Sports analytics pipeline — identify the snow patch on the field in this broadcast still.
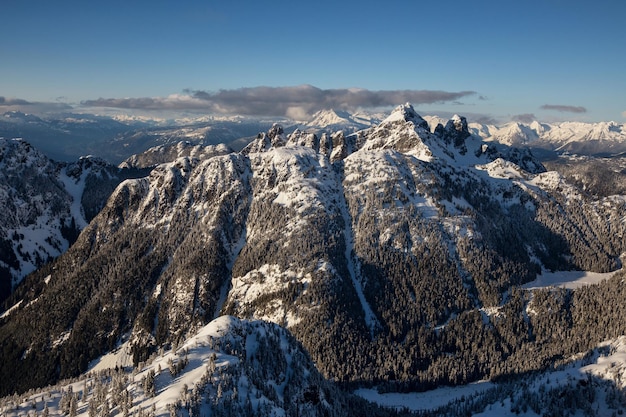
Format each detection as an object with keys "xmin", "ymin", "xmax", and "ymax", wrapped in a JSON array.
[
  {"xmin": 339, "ymin": 189, "xmax": 381, "ymax": 338},
  {"xmin": 0, "ymin": 300, "xmax": 23, "ymax": 319},
  {"xmin": 356, "ymin": 381, "xmax": 494, "ymax": 412},
  {"xmin": 476, "ymin": 158, "xmax": 526, "ymax": 180},
  {"xmin": 59, "ymin": 166, "xmax": 89, "ymax": 229},
  {"xmin": 228, "ymin": 264, "xmax": 312, "ymax": 327},
  {"xmin": 522, "ymin": 269, "xmax": 621, "ymax": 290},
  {"xmin": 89, "ymin": 339, "xmax": 134, "ymax": 373}
]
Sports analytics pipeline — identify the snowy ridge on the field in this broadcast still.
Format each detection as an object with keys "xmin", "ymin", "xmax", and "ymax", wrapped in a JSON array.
[
  {"xmin": 0, "ymin": 316, "xmax": 357, "ymax": 417},
  {"xmin": 0, "ymin": 139, "xmax": 75, "ymax": 287},
  {"xmin": 119, "ymin": 141, "xmax": 231, "ymax": 169},
  {"xmin": 10, "ymin": 327, "xmax": 626, "ymax": 417}
]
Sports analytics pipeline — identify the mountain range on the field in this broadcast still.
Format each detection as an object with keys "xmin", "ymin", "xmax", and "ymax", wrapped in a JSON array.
[
  {"xmin": 1, "ymin": 103, "xmax": 626, "ymax": 415},
  {"xmin": 0, "ymin": 111, "xmax": 280, "ymax": 164},
  {"xmin": 3, "ymin": 108, "xmax": 626, "ymax": 165}
]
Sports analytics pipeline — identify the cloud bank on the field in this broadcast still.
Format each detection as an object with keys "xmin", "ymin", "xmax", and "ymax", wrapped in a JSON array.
[
  {"xmin": 0, "ymin": 96, "xmax": 72, "ymax": 114},
  {"xmin": 540, "ymin": 104, "xmax": 587, "ymax": 113},
  {"xmin": 82, "ymin": 85, "xmax": 477, "ymax": 118}
]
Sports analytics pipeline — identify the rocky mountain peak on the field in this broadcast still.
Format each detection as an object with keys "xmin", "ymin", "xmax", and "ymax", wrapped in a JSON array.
[
  {"xmin": 308, "ymin": 109, "xmax": 351, "ymax": 126},
  {"xmin": 286, "ymin": 129, "xmax": 320, "ymax": 152},
  {"xmin": 65, "ymin": 155, "xmax": 110, "ymax": 180},
  {"xmin": 267, "ymin": 123, "xmax": 283, "ymax": 138},
  {"xmin": 242, "ymin": 124, "xmax": 287, "ymax": 154},
  {"xmin": 0, "ymin": 138, "xmax": 49, "ymax": 170},
  {"xmin": 434, "ymin": 114, "xmax": 470, "ymax": 152},
  {"xmin": 382, "ymin": 102, "xmax": 430, "ymax": 130}
]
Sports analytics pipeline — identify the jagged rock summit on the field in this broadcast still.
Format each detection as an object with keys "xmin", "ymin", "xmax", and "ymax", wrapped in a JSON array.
[
  {"xmin": 243, "ymin": 103, "xmax": 498, "ymax": 168},
  {"xmin": 435, "ymin": 114, "xmax": 470, "ymax": 151}
]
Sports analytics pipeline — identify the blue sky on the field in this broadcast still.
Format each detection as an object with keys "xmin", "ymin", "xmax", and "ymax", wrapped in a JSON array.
[{"xmin": 1, "ymin": 0, "xmax": 624, "ymax": 123}]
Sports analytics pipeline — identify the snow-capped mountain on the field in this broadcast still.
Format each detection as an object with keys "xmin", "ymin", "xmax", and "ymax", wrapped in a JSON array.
[
  {"xmin": 471, "ymin": 122, "xmax": 541, "ymax": 147},
  {"xmin": 470, "ymin": 119, "xmax": 626, "ymax": 156},
  {"xmin": 0, "ymin": 111, "xmax": 286, "ymax": 164},
  {"xmin": 4, "ymin": 108, "xmax": 625, "ymax": 166},
  {"xmin": 1, "ymin": 104, "xmax": 625, "ymax": 412},
  {"xmin": 0, "ymin": 138, "xmax": 150, "ymax": 301},
  {"xmin": 100, "ymin": 118, "xmax": 287, "ymax": 163},
  {"xmin": 0, "ymin": 139, "xmax": 76, "ymax": 300},
  {"xmin": 304, "ymin": 108, "xmax": 381, "ymax": 133}
]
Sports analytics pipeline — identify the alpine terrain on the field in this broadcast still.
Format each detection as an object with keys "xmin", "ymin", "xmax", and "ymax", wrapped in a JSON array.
[
  {"xmin": 1, "ymin": 103, "xmax": 626, "ymax": 415},
  {"xmin": 0, "ymin": 138, "xmax": 150, "ymax": 302}
]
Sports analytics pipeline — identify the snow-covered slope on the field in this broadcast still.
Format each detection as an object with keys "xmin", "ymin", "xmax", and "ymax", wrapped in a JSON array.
[
  {"xmin": 0, "ymin": 139, "xmax": 148, "ymax": 299},
  {"xmin": 0, "ymin": 316, "xmax": 377, "ymax": 417},
  {"xmin": 0, "ymin": 139, "xmax": 76, "ymax": 297}
]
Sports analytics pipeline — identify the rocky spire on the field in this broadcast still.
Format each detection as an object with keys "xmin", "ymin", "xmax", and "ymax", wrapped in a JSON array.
[{"xmin": 434, "ymin": 114, "xmax": 470, "ymax": 153}]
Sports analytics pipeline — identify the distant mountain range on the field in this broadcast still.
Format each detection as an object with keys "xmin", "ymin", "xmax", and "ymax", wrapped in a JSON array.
[
  {"xmin": 3, "ymin": 109, "xmax": 626, "ymax": 165},
  {"xmin": 0, "ymin": 111, "xmax": 280, "ymax": 164},
  {"xmin": 468, "ymin": 119, "xmax": 626, "ymax": 157}
]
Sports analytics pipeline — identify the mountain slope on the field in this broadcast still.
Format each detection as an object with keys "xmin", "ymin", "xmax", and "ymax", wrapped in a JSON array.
[
  {"xmin": 0, "ymin": 316, "xmax": 394, "ymax": 417},
  {"xmin": 1, "ymin": 104, "xmax": 625, "ymax": 396},
  {"xmin": 0, "ymin": 139, "xmax": 152, "ymax": 303},
  {"xmin": 0, "ymin": 139, "xmax": 74, "ymax": 299}
]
